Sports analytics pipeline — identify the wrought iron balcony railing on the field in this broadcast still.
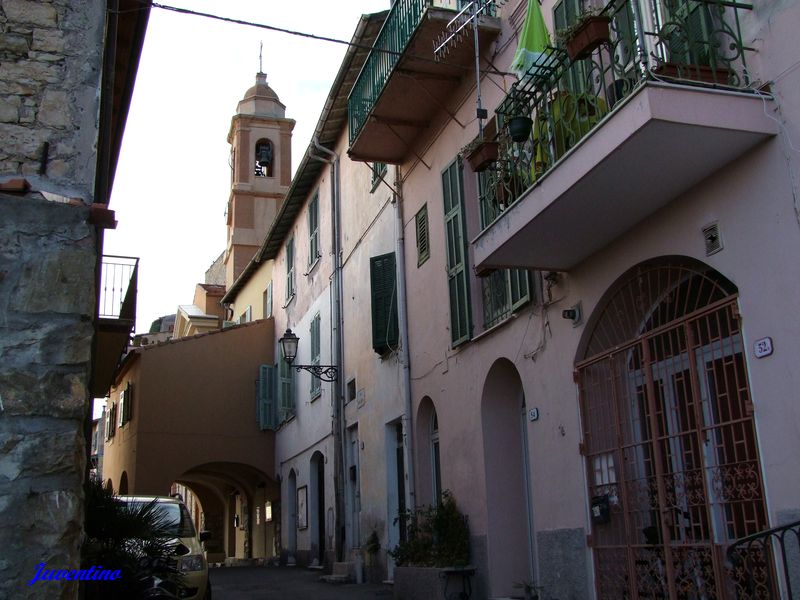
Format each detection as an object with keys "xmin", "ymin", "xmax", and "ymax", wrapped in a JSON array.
[
  {"xmin": 484, "ymin": 0, "xmax": 753, "ymax": 219},
  {"xmin": 98, "ymin": 255, "xmax": 138, "ymax": 321},
  {"xmin": 348, "ymin": 0, "xmax": 497, "ymax": 146},
  {"xmin": 726, "ymin": 519, "xmax": 800, "ymax": 599}
]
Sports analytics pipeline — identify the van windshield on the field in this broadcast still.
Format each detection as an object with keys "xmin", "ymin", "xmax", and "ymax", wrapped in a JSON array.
[{"xmin": 125, "ymin": 500, "xmax": 196, "ymax": 538}]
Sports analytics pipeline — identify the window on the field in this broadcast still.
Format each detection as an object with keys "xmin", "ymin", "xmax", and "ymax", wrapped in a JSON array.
[
  {"xmin": 119, "ymin": 382, "xmax": 133, "ymax": 427},
  {"xmin": 347, "ymin": 378, "xmax": 357, "ymax": 404},
  {"xmin": 308, "ymin": 194, "xmax": 320, "ymax": 266},
  {"xmin": 278, "ymin": 347, "xmax": 294, "ymax": 422},
  {"xmin": 310, "ymin": 313, "xmax": 321, "ymax": 398},
  {"xmin": 105, "ymin": 403, "xmax": 116, "ymax": 440},
  {"xmin": 263, "ymin": 281, "xmax": 273, "ymax": 318},
  {"xmin": 477, "ymin": 171, "xmax": 533, "ymax": 328},
  {"xmin": 442, "ymin": 159, "xmax": 471, "ymax": 345},
  {"xmin": 369, "ymin": 252, "xmax": 399, "ymax": 355},
  {"xmin": 415, "ymin": 204, "xmax": 430, "ymax": 267},
  {"xmin": 238, "ymin": 305, "xmax": 252, "ymax": 324},
  {"xmin": 371, "ymin": 162, "xmax": 386, "ymax": 190},
  {"xmin": 254, "ymin": 138, "xmax": 273, "ymax": 177},
  {"xmin": 286, "ymin": 237, "xmax": 295, "ymax": 301}
]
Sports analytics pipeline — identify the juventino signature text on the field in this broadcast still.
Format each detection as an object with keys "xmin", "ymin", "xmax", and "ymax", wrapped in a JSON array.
[{"xmin": 28, "ymin": 563, "xmax": 122, "ymax": 586}]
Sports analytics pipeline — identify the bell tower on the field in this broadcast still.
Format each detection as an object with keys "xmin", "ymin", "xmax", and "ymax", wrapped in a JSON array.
[{"xmin": 224, "ymin": 71, "xmax": 295, "ymax": 289}]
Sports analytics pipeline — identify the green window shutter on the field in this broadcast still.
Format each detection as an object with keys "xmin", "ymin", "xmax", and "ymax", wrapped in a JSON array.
[
  {"xmin": 264, "ymin": 280, "xmax": 273, "ymax": 318},
  {"xmin": 278, "ymin": 354, "xmax": 294, "ymax": 422},
  {"xmin": 286, "ymin": 237, "xmax": 295, "ymax": 300},
  {"xmin": 370, "ymin": 252, "xmax": 399, "ymax": 355},
  {"xmin": 415, "ymin": 204, "xmax": 430, "ymax": 266},
  {"xmin": 310, "ymin": 314, "xmax": 321, "ymax": 397},
  {"xmin": 308, "ymin": 195, "xmax": 319, "ymax": 265},
  {"xmin": 442, "ymin": 160, "xmax": 471, "ymax": 345},
  {"xmin": 371, "ymin": 163, "xmax": 386, "ymax": 188},
  {"xmin": 257, "ymin": 364, "xmax": 277, "ymax": 430}
]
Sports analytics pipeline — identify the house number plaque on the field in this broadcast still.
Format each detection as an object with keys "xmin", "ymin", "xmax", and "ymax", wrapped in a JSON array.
[
  {"xmin": 528, "ymin": 408, "xmax": 539, "ymax": 422},
  {"xmin": 754, "ymin": 337, "xmax": 773, "ymax": 359}
]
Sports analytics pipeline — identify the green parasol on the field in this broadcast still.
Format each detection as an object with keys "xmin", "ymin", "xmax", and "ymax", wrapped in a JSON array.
[{"xmin": 509, "ymin": 0, "xmax": 552, "ymax": 80}]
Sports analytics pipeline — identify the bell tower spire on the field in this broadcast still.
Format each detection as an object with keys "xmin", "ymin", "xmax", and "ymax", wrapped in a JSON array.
[{"xmin": 224, "ymin": 70, "xmax": 295, "ymax": 289}]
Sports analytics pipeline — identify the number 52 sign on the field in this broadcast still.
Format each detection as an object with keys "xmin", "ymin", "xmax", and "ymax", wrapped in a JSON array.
[{"xmin": 753, "ymin": 337, "xmax": 773, "ymax": 359}]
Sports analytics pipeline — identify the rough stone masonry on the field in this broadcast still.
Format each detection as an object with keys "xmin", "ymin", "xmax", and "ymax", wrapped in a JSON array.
[{"xmin": 0, "ymin": 0, "xmax": 106, "ymax": 598}]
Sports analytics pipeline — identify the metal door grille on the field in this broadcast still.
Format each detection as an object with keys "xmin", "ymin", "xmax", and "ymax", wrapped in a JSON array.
[{"xmin": 577, "ymin": 263, "xmax": 769, "ymax": 599}]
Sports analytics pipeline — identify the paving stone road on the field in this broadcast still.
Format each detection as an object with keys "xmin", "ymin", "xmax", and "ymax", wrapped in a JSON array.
[{"xmin": 209, "ymin": 566, "xmax": 394, "ymax": 600}]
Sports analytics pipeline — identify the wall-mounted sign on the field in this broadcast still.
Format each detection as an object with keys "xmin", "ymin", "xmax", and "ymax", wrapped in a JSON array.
[
  {"xmin": 528, "ymin": 408, "xmax": 539, "ymax": 422},
  {"xmin": 754, "ymin": 337, "xmax": 773, "ymax": 359}
]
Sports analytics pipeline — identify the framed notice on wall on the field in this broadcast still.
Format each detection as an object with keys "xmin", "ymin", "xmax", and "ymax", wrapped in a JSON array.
[{"xmin": 297, "ymin": 486, "xmax": 308, "ymax": 530}]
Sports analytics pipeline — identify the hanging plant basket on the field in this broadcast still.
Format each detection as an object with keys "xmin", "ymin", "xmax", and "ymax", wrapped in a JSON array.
[
  {"xmin": 508, "ymin": 116, "xmax": 533, "ymax": 143},
  {"xmin": 564, "ymin": 16, "xmax": 611, "ymax": 61},
  {"xmin": 464, "ymin": 140, "xmax": 499, "ymax": 172}
]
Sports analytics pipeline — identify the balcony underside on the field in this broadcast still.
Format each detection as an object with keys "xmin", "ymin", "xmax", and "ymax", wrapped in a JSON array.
[
  {"xmin": 348, "ymin": 8, "xmax": 500, "ymax": 164},
  {"xmin": 92, "ymin": 318, "xmax": 134, "ymax": 397},
  {"xmin": 473, "ymin": 83, "xmax": 777, "ymax": 272}
]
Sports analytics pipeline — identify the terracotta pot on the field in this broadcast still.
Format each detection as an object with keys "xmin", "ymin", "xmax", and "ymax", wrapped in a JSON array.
[
  {"xmin": 464, "ymin": 140, "xmax": 499, "ymax": 172},
  {"xmin": 653, "ymin": 62, "xmax": 731, "ymax": 85},
  {"xmin": 565, "ymin": 16, "xmax": 611, "ymax": 61}
]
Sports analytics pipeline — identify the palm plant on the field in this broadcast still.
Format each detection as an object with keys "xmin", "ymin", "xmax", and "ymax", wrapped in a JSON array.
[{"xmin": 81, "ymin": 480, "xmax": 184, "ymax": 599}]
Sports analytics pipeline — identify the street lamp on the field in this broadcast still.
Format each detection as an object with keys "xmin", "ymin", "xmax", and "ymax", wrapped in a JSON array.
[{"xmin": 278, "ymin": 328, "xmax": 339, "ymax": 382}]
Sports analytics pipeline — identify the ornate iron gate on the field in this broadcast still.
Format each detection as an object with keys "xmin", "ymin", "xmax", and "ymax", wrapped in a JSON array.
[{"xmin": 577, "ymin": 262, "xmax": 770, "ymax": 599}]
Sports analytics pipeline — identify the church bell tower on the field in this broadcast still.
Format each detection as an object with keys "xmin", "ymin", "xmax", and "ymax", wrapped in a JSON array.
[{"xmin": 224, "ymin": 71, "xmax": 295, "ymax": 289}]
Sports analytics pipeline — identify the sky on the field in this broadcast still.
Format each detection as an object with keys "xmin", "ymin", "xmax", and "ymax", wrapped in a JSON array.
[{"xmin": 104, "ymin": 0, "xmax": 390, "ymax": 335}]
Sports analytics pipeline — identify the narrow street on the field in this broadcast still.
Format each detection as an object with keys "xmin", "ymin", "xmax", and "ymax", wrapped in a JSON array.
[{"xmin": 209, "ymin": 566, "xmax": 393, "ymax": 600}]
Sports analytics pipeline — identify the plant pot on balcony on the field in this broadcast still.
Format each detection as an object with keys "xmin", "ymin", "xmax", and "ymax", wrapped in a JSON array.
[
  {"xmin": 508, "ymin": 116, "xmax": 533, "ymax": 143},
  {"xmin": 564, "ymin": 16, "xmax": 611, "ymax": 61},
  {"xmin": 653, "ymin": 61, "xmax": 732, "ymax": 86},
  {"xmin": 464, "ymin": 140, "xmax": 499, "ymax": 172}
]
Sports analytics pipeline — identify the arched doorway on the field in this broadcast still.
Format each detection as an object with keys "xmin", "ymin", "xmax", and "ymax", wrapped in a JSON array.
[
  {"xmin": 309, "ymin": 452, "xmax": 325, "ymax": 566},
  {"xmin": 576, "ymin": 258, "xmax": 769, "ymax": 598},
  {"xmin": 481, "ymin": 358, "xmax": 531, "ymax": 598},
  {"xmin": 118, "ymin": 471, "xmax": 128, "ymax": 495}
]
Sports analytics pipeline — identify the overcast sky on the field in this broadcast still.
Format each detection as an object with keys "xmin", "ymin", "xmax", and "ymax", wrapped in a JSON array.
[{"xmin": 104, "ymin": 0, "xmax": 389, "ymax": 334}]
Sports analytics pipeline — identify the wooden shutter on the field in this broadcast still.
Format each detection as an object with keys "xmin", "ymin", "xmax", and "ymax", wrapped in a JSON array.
[
  {"xmin": 415, "ymin": 204, "xmax": 430, "ymax": 266},
  {"xmin": 310, "ymin": 314, "xmax": 321, "ymax": 397},
  {"xmin": 257, "ymin": 364, "xmax": 277, "ymax": 430},
  {"xmin": 308, "ymin": 195, "xmax": 319, "ymax": 265},
  {"xmin": 286, "ymin": 238, "xmax": 295, "ymax": 300},
  {"xmin": 278, "ymin": 355, "xmax": 294, "ymax": 422},
  {"xmin": 370, "ymin": 252, "xmax": 399, "ymax": 355},
  {"xmin": 442, "ymin": 160, "xmax": 471, "ymax": 345}
]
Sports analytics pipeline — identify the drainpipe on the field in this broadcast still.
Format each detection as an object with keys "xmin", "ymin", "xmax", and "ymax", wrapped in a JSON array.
[
  {"xmin": 393, "ymin": 166, "xmax": 416, "ymax": 515},
  {"xmin": 311, "ymin": 137, "xmax": 347, "ymax": 563}
]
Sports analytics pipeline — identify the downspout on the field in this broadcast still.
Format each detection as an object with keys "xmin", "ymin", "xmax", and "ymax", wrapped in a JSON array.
[
  {"xmin": 312, "ymin": 137, "xmax": 347, "ymax": 562},
  {"xmin": 393, "ymin": 166, "xmax": 416, "ymax": 515}
]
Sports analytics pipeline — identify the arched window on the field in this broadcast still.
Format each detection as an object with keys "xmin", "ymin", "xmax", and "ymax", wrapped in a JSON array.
[{"xmin": 254, "ymin": 138, "xmax": 274, "ymax": 177}]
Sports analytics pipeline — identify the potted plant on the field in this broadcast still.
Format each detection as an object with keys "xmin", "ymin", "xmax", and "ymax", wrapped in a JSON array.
[
  {"xmin": 462, "ymin": 137, "xmax": 499, "ymax": 172},
  {"xmin": 508, "ymin": 115, "xmax": 533, "ymax": 143},
  {"xmin": 389, "ymin": 491, "xmax": 472, "ymax": 600},
  {"xmin": 556, "ymin": 8, "xmax": 611, "ymax": 61}
]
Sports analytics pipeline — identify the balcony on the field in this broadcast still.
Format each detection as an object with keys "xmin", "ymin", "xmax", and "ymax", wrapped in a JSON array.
[
  {"xmin": 347, "ymin": 0, "xmax": 501, "ymax": 164},
  {"xmin": 472, "ymin": 0, "xmax": 777, "ymax": 272},
  {"xmin": 91, "ymin": 255, "xmax": 138, "ymax": 397}
]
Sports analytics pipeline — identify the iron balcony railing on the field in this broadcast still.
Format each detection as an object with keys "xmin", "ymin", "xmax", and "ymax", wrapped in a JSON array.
[
  {"xmin": 98, "ymin": 255, "xmax": 138, "ymax": 321},
  {"xmin": 486, "ymin": 0, "xmax": 753, "ymax": 218},
  {"xmin": 726, "ymin": 519, "xmax": 800, "ymax": 599},
  {"xmin": 348, "ymin": 0, "xmax": 497, "ymax": 145}
]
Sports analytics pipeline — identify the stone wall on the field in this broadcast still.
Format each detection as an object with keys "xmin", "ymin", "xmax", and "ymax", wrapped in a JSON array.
[
  {"xmin": 0, "ymin": 0, "xmax": 105, "ymax": 199},
  {"xmin": 0, "ymin": 194, "xmax": 96, "ymax": 599}
]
